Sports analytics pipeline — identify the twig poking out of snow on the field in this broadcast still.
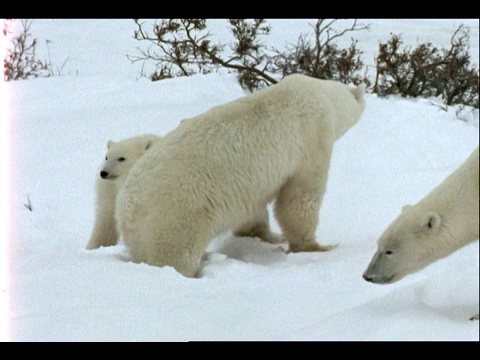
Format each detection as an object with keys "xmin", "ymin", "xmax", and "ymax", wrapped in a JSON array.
[{"xmin": 24, "ymin": 194, "xmax": 32, "ymax": 212}]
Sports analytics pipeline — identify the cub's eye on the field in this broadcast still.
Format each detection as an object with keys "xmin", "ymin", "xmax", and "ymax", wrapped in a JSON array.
[
  {"xmin": 385, "ymin": 250, "xmax": 393, "ymax": 255},
  {"xmin": 118, "ymin": 157, "xmax": 126, "ymax": 162},
  {"xmin": 105, "ymin": 157, "xmax": 108, "ymax": 160}
]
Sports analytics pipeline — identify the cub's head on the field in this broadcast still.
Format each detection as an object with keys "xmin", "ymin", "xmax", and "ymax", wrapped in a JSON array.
[
  {"xmin": 100, "ymin": 134, "xmax": 161, "ymax": 183},
  {"xmin": 363, "ymin": 204, "xmax": 444, "ymax": 285}
]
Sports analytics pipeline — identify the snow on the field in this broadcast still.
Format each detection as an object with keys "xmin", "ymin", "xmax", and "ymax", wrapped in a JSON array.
[{"xmin": 3, "ymin": 19, "xmax": 479, "ymax": 341}]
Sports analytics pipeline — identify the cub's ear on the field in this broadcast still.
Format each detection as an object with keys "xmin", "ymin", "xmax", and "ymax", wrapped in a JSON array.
[
  {"xmin": 423, "ymin": 212, "xmax": 441, "ymax": 230},
  {"xmin": 401, "ymin": 204, "xmax": 411, "ymax": 213},
  {"xmin": 145, "ymin": 141, "xmax": 154, "ymax": 150},
  {"xmin": 107, "ymin": 140, "xmax": 115, "ymax": 149}
]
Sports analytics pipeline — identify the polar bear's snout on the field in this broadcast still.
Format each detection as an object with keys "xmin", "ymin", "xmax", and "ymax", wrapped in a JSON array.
[
  {"xmin": 100, "ymin": 170, "xmax": 118, "ymax": 180},
  {"xmin": 362, "ymin": 250, "xmax": 398, "ymax": 284},
  {"xmin": 362, "ymin": 272, "xmax": 395, "ymax": 284}
]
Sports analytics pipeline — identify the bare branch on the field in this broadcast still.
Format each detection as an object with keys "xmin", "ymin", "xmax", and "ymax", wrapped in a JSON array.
[{"xmin": 24, "ymin": 195, "xmax": 32, "ymax": 212}]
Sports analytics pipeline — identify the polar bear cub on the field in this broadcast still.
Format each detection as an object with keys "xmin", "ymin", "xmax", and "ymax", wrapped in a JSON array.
[
  {"xmin": 363, "ymin": 146, "xmax": 479, "ymax": 320},
  {"xmin": 86, "ymin": 134, "xmax": 161, "ymax": 250},
  {"xmin": 116, "ymin": 74, "xmax": 366, "ymax": 277}
]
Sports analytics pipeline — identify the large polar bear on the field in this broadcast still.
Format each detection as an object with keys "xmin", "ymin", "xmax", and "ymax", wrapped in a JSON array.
[
  {"xmin": 86, "ymin": 134, "xmax": 161, "ymax": 250},
  {"xmin": 363, "ymin": 146, "xmax": 479, "ymax": 320},
  {"xmin": 116, "ymin": 74, "xmax": 366, "ymax": 277}
]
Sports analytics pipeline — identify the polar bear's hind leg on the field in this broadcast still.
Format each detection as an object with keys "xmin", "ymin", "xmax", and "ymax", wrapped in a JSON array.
[{"xmin": 233, "ymin": 208, "xmax": 284, "ymax": 244}]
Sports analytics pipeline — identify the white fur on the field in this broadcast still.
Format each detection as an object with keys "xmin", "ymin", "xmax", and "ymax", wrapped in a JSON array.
[
  {"xmin": 116, "ymin": 74, "xmax": 366, "ymax": 277},
  {"xmin": 86, "ymin": 134, "xmax": 161, "ymax": 250},
  {"xmin": 363, "ymin": 147, "xmax": 479, "ymax": 320}
]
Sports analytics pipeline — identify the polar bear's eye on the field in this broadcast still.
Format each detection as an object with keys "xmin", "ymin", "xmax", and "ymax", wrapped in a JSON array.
[
  {"xmin": 385, "ymin": 250, "xmax": 393, "ymax": 255},
  {"xmin": 118, "ymin": 157, "xmax": 126, "ymax": 162}
]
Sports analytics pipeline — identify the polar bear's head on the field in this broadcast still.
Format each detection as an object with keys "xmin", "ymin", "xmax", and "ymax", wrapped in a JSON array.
[
  {"xmin": 100, "ymin": 134, "xmax": 161, "ymax": 183},
  {"xmin": 362, "ymin": 204, "xmax": 445, "ymax": 284}
]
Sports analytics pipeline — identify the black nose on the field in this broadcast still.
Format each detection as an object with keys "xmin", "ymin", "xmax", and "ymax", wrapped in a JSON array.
[
  {"xmin": 100, "ymin": 171, "xmax": 109, "ymax": 179},
  {"xmin": 363, "ymin": 274, "xmax": 373, "ymax": 282}
]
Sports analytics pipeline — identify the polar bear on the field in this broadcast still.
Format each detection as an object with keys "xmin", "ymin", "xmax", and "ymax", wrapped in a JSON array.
[
  {"xmin": 116, "ymin": 74, "xmax": 366, "ymax": 277},
  {"xmin": 363, "ymin": 146, "xmax": 479, "ymax": 320},
  {"xmin": 86, "ymin": 134, "xmax": 161, "ymax": 250}
]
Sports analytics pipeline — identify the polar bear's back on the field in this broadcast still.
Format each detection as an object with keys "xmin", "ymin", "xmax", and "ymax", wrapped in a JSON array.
[{"xmin": 160, "ymin": 74, "xmax": 363, "ymax": 163}]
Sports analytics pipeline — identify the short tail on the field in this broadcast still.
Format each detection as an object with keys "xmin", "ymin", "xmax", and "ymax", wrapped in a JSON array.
[{"xmin": 350, "ymin": 83, "xmax": 366, "ymax": 109}]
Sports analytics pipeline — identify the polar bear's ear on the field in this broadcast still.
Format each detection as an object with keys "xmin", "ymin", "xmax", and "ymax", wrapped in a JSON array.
[
  {"xmin": 145, "ymin": 141, "xmax": 154, "ymax": 150},
  {"xmin": 401, "ymin": 204, "xmax": 411, "ymax": 213},
  {"xmin": 107, "ymin": 140, "xmax": 115, "ymax": 149},
  {"xmin": 423, "ymin": 212, "xmax": 441, "ymax": 231}
]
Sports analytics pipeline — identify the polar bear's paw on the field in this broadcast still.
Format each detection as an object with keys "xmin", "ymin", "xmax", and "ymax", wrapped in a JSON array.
[{"xmin": 288, "ymin": 241, "xmax": 338, "ymax": 253}]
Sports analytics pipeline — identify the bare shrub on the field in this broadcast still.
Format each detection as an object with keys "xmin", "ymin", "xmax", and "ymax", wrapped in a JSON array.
[
  {"xmin": 4, "ymin": 19, "xmax": 52, "ymax": 81},
  {"xmin": 128, "ymin": 19, "xmax": 370, "ymax": 90},
  {"xmin": 273, "ymin": 19, "xmax": 370, "ymax": 86},
  {"xmin": 128, "ymin": 19, "xmax": 277, "ymax": 89},
  {"xmin": 373, "ymin": 25, "xmax": 479, "ymax": 108}
]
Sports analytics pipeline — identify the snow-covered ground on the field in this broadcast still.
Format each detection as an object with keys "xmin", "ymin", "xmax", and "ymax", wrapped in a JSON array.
[{"xmin": 3, "ymin": 19, "xmax": 479, "ymax": 341}]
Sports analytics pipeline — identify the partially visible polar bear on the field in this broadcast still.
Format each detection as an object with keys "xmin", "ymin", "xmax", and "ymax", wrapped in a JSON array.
[
  {"xmin": 116, "ymin": 74, "xmax": 366, "ymax": 277},
  {"xmin": 86, "ymin": 134, "xmax": 161, "ymax": 250},
  {"xmin": 363, "ymin": 146, "xmax": 479, "ymax": 320}
]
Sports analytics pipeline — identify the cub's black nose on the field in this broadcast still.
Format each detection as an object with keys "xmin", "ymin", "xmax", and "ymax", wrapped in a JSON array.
[{"xmin": 100, "ymin": 171, "xmax": 109, "ymax": 179}]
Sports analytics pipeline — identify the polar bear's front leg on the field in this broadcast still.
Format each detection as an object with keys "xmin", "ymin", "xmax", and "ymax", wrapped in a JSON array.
[
  {"xmin": 86, "ymin": 206, "xmax": 119, "ymax": 249},
  {"xmin": 86, "ymin": 180, "xmax": 119, "ymax": 250},
  {"xmin": 233, "ymin": 208, "xmax": 284, "ymax": 244},
  {"xmin": 274, "ymin": 162, "xmax": 337, "ymax": 253}
]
